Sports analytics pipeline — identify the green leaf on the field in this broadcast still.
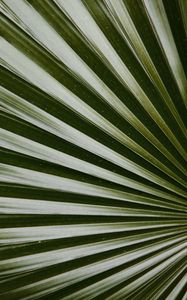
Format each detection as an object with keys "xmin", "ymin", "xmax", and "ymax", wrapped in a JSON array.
[{"xmin": 0, "ymin": 0, "xmax": 186, "ymax": 299}]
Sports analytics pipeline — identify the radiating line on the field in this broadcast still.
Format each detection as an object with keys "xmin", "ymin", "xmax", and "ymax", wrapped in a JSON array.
[{"xmin": 0, "ymin": 0, "xmax": 186, "ymax": 299}]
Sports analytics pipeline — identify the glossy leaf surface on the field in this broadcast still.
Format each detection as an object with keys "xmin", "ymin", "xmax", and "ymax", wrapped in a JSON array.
[{"xmin": 0, "ymin": 0, "xmax": 187, "ymax": 299}]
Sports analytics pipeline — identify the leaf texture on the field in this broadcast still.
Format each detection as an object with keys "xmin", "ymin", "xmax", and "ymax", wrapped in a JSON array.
[{"xmin": 0, "ymin": 0, "xmax": 187, "ymax": 299}]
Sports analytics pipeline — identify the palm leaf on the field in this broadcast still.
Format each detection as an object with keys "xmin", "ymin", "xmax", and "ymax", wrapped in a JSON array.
[{"xmin": 0, "ymin": 0, "xmax": 187, "ymax": 299}]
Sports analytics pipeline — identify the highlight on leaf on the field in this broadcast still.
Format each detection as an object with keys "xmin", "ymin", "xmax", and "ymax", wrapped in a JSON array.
[{"xmin": 0, "ymin": 0, "xmax": 187, "ymax": 299}]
